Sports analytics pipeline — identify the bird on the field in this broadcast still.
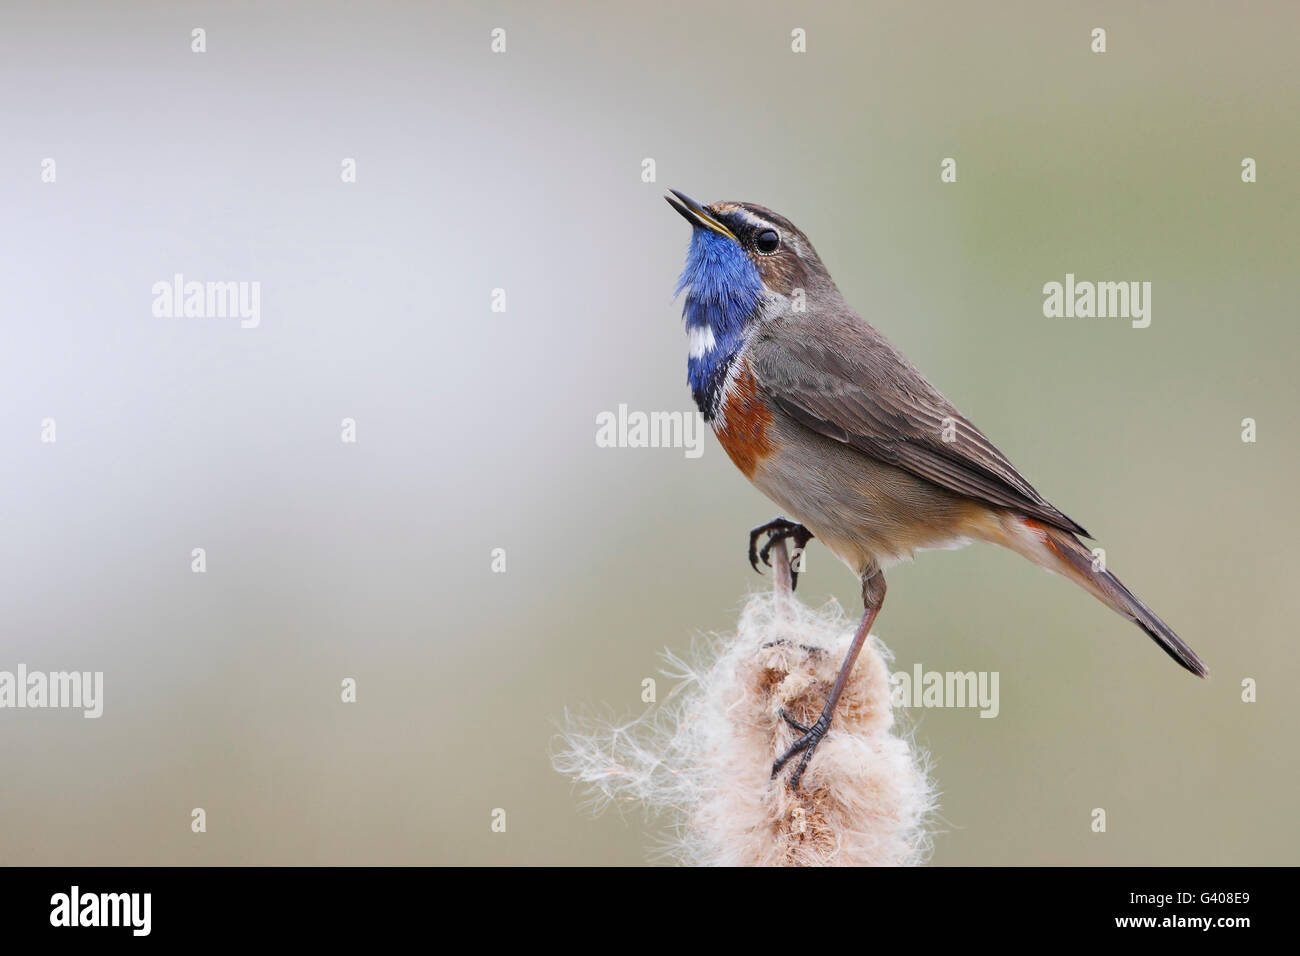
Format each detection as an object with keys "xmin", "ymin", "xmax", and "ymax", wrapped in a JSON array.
[{"xmin": 666, "ymin": 188, "xmax": 1208, "ymax": 790}]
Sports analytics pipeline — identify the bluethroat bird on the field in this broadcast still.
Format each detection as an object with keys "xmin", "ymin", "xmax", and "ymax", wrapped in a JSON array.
[{"xmin": 666, "ymin": 189, "xmax": 1208, "ymax": 790}]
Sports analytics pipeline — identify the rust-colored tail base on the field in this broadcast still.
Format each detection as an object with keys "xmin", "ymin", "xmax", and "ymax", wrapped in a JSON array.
[{"xmin": 990, "ymin": 515, "xmax": 1209, "ymax": 678}]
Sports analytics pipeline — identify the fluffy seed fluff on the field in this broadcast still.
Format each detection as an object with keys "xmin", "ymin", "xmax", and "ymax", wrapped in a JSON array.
[{"xmin": 553, "ymin": 570, "xmax": 937, "ymax": 866}]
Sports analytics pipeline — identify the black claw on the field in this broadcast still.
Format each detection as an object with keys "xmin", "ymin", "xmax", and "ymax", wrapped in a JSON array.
[
  {"xmin": 771, "ymin": 712, "xmax": 832, "ymax": 789},
  {"xmin": 748, "ymin": 517, "xmax": 794, "ymax": 573},
  {"xmin": 790, "ymin": 746, "xmax": 817, "ymax": 790},
  {"xmin": 778, "ymin": 708, "xmax": 812, "ymax": 734},
  {"xmin": 746, "ymin": 517, "xmax": 814, "ymax": 585}
]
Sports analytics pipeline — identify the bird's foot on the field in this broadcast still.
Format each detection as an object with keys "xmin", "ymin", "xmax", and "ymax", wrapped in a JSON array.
[
  {"xmin": 772, "ymin": 708, "xmax": 831, "ymax": 790},
  {"xmin": 747, "ymin": 517, "xmax": 815, "ymax": 589}
]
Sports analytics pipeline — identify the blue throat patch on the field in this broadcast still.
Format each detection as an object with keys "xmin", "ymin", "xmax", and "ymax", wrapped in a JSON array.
[{"xmin": 675, "ymin": 227, "xmax": 763, "ymax": 419}]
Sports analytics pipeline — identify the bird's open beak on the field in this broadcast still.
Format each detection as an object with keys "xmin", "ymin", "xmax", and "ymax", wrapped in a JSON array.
[{"xmin": 665, "ymin": 188, "xmax": 737, "ymax": 240}]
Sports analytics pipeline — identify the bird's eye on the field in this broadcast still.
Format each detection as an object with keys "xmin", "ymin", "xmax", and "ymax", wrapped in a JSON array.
[{"xmin": 755, "ymin": 229, "xmax": 780, "ymax": 254}]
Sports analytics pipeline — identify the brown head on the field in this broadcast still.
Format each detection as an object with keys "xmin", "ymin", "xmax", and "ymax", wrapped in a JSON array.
[{"xmin": 666, "ymin": 190, "xmax": 832, "ymax": 298}]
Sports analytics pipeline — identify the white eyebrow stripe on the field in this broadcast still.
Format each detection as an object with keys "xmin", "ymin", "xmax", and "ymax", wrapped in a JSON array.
[
  {"xmin": 687, "ymin": 325, "xmax": 717, "ymax": 358},
  {"xmin": 730, "ymin": 207, "xmax": 773, "ymax": 231}
]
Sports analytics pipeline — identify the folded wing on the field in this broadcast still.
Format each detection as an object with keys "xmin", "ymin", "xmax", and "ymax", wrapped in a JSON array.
[{"xmin": 750, "ymin": 318, "xmax": 1089, "ymax": 537}]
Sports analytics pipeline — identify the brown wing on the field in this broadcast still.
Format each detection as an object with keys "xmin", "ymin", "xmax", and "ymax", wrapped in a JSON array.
[{"xmin": 749, "ymin": 316, "xmax": 1089, "ymax": 537}]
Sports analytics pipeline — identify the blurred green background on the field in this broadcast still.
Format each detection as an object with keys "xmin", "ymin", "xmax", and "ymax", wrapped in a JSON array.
[{"xmin": 2, "ymin": 1, "xmax": 1296, "ymax": 865}]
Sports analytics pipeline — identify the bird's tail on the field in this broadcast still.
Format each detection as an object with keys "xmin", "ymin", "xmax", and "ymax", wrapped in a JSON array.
[{"xmin": 986, "ymin": 513, "xmax": 1209, "ymax": 678}]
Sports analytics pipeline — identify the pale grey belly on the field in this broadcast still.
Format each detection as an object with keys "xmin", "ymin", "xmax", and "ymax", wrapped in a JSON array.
[{"xmin": 741, "ymin": 410, "xmax": 986, "ymax": 576}]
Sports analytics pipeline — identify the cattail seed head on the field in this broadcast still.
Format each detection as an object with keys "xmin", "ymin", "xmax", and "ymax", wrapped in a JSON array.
[{"xmin": 555, "ymin": 552, "xmax": 936, "ymax": 866}]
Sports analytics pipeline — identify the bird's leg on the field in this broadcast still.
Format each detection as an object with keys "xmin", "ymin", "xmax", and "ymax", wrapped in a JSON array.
[
  {"xmin": 748, "ymin": 517, "xmax": 815, "ymax": 590},
  {"xmin": 772, "ymin": 566, "xmax": 887, "ymax": 789}
]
